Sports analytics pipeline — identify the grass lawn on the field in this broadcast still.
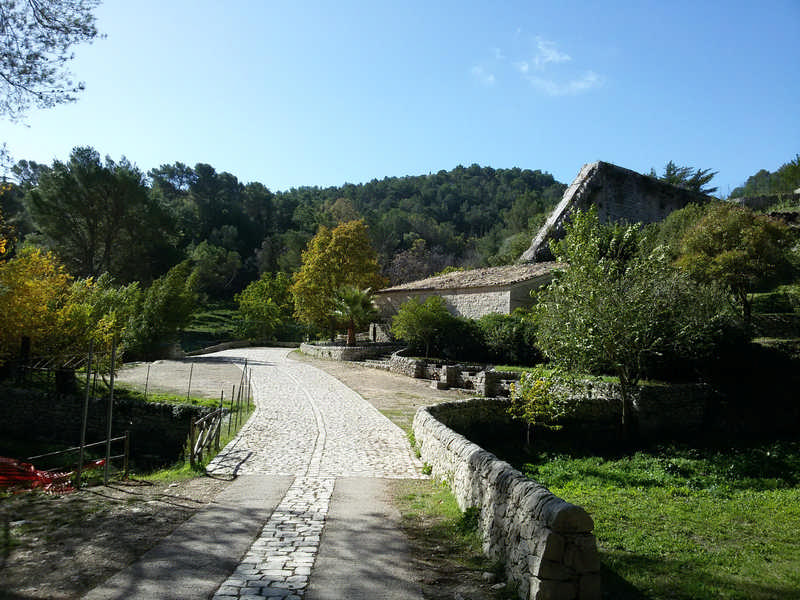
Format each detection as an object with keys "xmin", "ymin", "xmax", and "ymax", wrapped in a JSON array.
[{"xmin": 517, "ymin": 440, "xmax": 800, "ymax": 599}]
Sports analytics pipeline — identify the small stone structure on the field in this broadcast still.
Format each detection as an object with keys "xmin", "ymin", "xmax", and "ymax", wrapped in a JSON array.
[
  {"xmin": 413, "ymin": 399, "xmax": 601, "ymax": 600},
  {"xmin": 520, "ymin": 161, "xmax": 713, "ymax": 262},
  {"xmin": 374, "ymin": 262, "xmax": 561, "ymax": 319}
]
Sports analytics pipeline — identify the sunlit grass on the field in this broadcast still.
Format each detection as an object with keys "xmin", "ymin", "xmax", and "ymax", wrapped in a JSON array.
[
  {"xmin": 519, "ymin": 440, "xmax": 800, "ymax": 599},
  {"xmin": 134, "ymin": 403, "xmax": 255, "ymax": 482}
]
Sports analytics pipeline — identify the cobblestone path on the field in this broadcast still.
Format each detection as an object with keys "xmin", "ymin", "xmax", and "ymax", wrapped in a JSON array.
[{"xmin": 205, "ymin": 347, "xmax": 424, "ymax": 599}]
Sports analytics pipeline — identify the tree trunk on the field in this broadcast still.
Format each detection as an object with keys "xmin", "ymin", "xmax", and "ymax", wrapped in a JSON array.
[
  {"xmin": 347, "ymin": 319, "xmax": 355, "ymax": 346},
  {"xmin": 619, "ymin": 376, "xmax": 631, "ymax": 442}
]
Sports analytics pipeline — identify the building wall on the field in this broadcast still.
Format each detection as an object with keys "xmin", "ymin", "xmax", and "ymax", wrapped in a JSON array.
[
  {"xmin": 375, "ymin": 287, "xmax": 512, "ymax": 320},
  {"xmin": 521, "ymin": 161, "xmax": 713, "ymax": 262}
]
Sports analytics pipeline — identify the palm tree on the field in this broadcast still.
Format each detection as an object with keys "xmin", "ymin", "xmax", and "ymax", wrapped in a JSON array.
[{"xmin": 332, "ymin": 286, "xmax": 378, "ymax": 346}]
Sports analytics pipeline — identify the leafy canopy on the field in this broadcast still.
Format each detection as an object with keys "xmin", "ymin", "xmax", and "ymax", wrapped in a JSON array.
[
  {"xmin": 235, "ymin": 272, "xmax": 294, "ymax": 341},
  {"xmin": 0, "ymin": 248, "xmax": 72, "ymax": 361},
  {"xmin": 391, "ymin": 296, "xmax": 453, "ymax": 358},
  {"xmin": 650, "ymin": 160, "xmax": 718, "ymax": 195},
  {"xmin": 291, "ymin": 219, "xmax": 385, "ymax": 332},
  {"xmin": 25, "ymin": 147, "xmax": 175, "ymax": 282},
  {"xmin": 673, "ymin": 203, "xmax": 794, "ymax": 319},
  {"xmin": 536, "ymin": 208, "xmax": 735, "ymax": 435},
  {"xmin": 332, "ymin": 285, "xmax": 377, "ymax": 346},
  {"xmin": 0, "ymin": 0, "xmax": 102, "ymax": 121},
  {"xmin": 508, "ymin": 366, "xmax": 570, "ymax": 445},
  {"xmin": 730, "ymin": 154, "xmax": 800, "ymax": 198}
]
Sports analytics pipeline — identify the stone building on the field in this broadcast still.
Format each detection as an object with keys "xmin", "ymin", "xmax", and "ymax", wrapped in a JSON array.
[
  {"xmin": 520, "ymin": 160, "xmax": 714, "ymax": 262},
  {"xmin": 376, "ymin": 160, "xmax": 714, "ymax": 323},
  {"xmin": 373, "ymin": 262, "xmax": 561, "ymax": 320}
]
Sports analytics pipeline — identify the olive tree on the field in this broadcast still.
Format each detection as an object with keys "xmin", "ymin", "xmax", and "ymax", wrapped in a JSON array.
[{"xmin": 536, "ymin": 208, "xmax": 735, "ymax": 438}]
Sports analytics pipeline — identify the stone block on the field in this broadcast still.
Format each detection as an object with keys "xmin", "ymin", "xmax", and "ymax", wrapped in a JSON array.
[
  {"xmin": 579, "ymin": 573, "xmax": 602, "ymax": 600},
  {"xmin": 532, "ymin": 578, "xmax": 578, "ymax": 600},
  {"xmin": 563, "ymin": 535, "xmax": 601, "ymax": 572}
]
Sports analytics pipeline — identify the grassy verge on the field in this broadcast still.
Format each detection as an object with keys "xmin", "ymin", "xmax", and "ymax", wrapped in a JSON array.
[
  {"xmin": 113, "ymin": 383, "xmax": 238, "ymax": 409},
  {"xmin": 392, "ymin": 479, "xmax": 512, "ymax": 599},
  {"xmin": 518, "ymin": 440, "xmax": 800, "ymax": 599},
  {"xmin": 137, "ymin": 402, "xmax": 255, "ymax": 482}
]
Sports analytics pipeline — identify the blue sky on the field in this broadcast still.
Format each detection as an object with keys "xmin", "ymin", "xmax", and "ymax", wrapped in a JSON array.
[{"xmin": 2, "ymin": 0, "xmax": 798, "ymax": 196}]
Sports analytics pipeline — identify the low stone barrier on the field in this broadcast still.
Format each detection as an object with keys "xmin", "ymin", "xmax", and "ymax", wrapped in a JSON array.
[
  {"xmin": 413, "ymin": 399, "xmax": 601, "ymax": 600},
  {"xmin": 299, "ymin": 342, "xmax": 399, "ymax": 362},
  {"xmin": 1, "ymin": 387, "xmax": 208, "ymax": 468}
]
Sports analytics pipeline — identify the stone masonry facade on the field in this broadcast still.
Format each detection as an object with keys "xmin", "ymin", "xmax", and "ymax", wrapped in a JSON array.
[{"xmin": 521, "ymin": 161, "xmax": 713, "ymax": 262}]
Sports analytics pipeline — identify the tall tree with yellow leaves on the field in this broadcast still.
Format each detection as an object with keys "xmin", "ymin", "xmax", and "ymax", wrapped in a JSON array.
[
  {"xmin": 0, "ymin": 249, "xmax": 72, "ymax": 361},
  {"xmin": 291, "ymin": 220, "xmax": 386, "ymax": 334}
]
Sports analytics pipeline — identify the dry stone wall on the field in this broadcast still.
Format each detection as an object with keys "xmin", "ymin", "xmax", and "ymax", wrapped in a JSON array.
[
  {"xmin": 1, "ymin": 387, "xmax": 206, "ymax": 466},
  {"xmin": 299, "ymin": 342, "xmax": 399, "ymax": 362},
  {"xmin": 413, "ymin": 399, "xmax": 601, "ymax": 600}
]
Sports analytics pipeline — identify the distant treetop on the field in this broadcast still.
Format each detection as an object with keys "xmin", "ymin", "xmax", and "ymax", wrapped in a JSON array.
[{"xmin": 650, "ymin": 161, "xmax": 718, "ymax": 195}]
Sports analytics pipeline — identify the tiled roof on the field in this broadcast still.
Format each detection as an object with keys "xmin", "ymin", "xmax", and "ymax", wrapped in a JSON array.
[{"xmin": 377, "ymin": 261, "xmax": 562, "ymax": 293}]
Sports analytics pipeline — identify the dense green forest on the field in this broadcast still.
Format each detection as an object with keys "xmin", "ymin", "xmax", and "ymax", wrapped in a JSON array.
[{"xmin": 1, "ymin": 148, "xmax": 566, "ymax": 296}]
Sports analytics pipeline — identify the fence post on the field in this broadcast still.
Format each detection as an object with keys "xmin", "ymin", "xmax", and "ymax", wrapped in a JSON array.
[
  {"xmin": 247, "ymin": 369, "xmax": 252, "ymax": 411},
  {"xmin": 76, "ymin": 340, "xmax": 93, "ymax": 489},
  {"xmin": 215, "ymin": 391, "xmax": 223, "ymax": 451},
  {"xmin": 227, "ymin": 385, "xmax": 235, "ymax": 436},
  {"xmin": 186, "ymin": 361, "xmax": 194, "ymax": 403},
  {"xmin": 123, "ymin": 430, "xmax": 130, "ymax": 479},
  {"xmin": 144, "ymin": 363, "xmax": 151, "ymax": 401},
  {"xmin": 189, "ymin": 418, "xmax": 196, "ymax": 468},
  {"xmin": 236, "ymin": 382, "xmax": 242, "ymax": 429},
  {"xmin": 104, "ymin": 337, "xmax": 117, "ymax": 485}
]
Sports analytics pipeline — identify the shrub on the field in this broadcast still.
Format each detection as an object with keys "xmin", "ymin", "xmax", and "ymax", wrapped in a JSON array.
[
  {"xmin": 476, "ymin": 310, "xmax": 542, "ymax": 366},
  {"xmin": 391, "ymin": 296, "xmax": 453, "ymax": 358}
]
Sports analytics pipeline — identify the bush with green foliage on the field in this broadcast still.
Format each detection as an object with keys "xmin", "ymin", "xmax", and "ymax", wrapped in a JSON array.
[
  {"xmin": 673, "ymin": 203, "xmax": 794, "ymax": 320},
  {"xmin": 391, "ymin": 296, "xmax": 453, "ymax": 358},
  {"xmin": 476, "ymin": 310, "xmax": 541, "ymax": 366},
  {"xmin": 508, "ymin": 366, "xmax": 571, "ymax": 446},
  {"xmin": 436, "ymin": 315, "xmax": 484, "ymax": 362},
  {"xmin": 235, "ymin": 272, "xmax": 299, "ymax": 341}
]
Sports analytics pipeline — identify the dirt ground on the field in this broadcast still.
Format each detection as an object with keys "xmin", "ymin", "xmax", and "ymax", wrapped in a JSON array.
[
  {"xmin": 115, "ymin": 356, "xmax": 248, "ymax": 400},
  {"xmin": 1, "ymin": 351, "xmax": 495, "ymax": 600}
]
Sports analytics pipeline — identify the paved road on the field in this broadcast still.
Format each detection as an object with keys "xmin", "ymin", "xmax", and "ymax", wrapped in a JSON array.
[{"xmin": 204, "ymin": 347, "xmax": 425, "ymax": 600}]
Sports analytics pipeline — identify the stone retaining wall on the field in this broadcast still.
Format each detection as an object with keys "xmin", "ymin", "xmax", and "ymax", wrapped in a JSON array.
[
  {"xmin": 1, "ymin": 387, "xmax": 207, "ymax": 467},
  {"xmin": 413, "ymin": 399, "xmax": 600, "ymax": 600},
  {"xmin": 299, "ymin": 342, "xmax": 399, "ymax": 362},
  {"xmin": 553, "ymin": 381, "xmax": 712, "ymax": 439}
]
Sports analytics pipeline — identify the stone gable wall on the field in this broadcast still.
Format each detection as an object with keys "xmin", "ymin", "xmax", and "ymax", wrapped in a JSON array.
[
  {"xmin": 521, "ymin": 161, "xmax": 713, "ymax": 262},
  {"xmin": 413, "ymin": 399, "xmax": 601, "ymax": 600}
]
